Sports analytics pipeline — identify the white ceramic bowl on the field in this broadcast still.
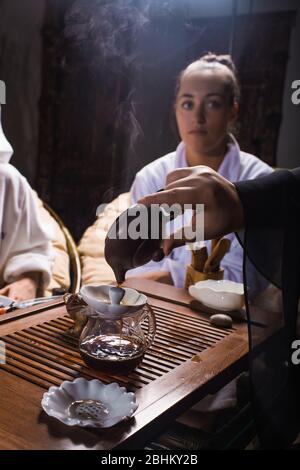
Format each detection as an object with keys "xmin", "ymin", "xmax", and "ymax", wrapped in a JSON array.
[
  {"xmin": 80, "ymin": 284, "xmax": 147, "ymax": 317},
  {"xmin": 189, "ymin": 279, "xmax": 244, "ymax": 312},
  {"xmin": 41, "ymin": 377, "xmax": 138, "ymax": 428}
]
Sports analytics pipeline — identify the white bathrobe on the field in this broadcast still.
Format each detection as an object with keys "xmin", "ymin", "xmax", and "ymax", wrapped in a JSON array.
[
  {"xmin": 128, "ymin": 136, "xmax": 273, "ymax": 295},
  {"xmin": 0, "ymin": 105, "xmax": 53, "ymax": 288}
]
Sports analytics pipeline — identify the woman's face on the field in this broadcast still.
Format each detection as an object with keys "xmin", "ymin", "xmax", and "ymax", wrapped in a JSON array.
[{"xmin": 175, "ymin": 67, "xmax": 237, "ymax": 158}]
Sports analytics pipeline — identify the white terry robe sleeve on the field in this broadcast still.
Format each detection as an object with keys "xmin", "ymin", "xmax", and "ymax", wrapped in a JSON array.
[{"xmin": 0, "ymin": 164, "xmax": 53, "ymax": 287}]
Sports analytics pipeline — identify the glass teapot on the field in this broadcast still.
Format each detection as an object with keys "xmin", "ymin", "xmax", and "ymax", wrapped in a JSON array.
[{"xmin": 64, "ymin": 285, "xmax": 156, "ymax": 374}]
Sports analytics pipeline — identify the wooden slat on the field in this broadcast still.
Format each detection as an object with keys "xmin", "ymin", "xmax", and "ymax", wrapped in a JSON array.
[{"xmin": 0, "ymin": 299, "xmax": 64, "ymax": 325}]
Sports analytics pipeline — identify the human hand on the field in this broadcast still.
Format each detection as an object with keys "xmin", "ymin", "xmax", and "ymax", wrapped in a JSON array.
[
  {"xmin": 138, "ymin": 166, "xmax": 244, "ymax": 256},
  {"xmin": 0, "ymin": 273, "xmax": 40, "ymax": 301}
]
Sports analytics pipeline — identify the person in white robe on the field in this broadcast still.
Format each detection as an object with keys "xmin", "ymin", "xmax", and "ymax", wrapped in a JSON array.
[
  {"xmin": 127, "ymin": 54, "xmax": 273, "ymax": 300},
  {"xmin": 0, "ymin": 104, "xmax": 53, "ymax": 301}
]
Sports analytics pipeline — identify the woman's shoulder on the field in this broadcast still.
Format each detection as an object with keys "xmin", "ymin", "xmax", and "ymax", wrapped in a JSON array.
[
  {"xmin": 238, "ymin": 151, "xmax": 274, "ymax": 179},
  {"xmin": 130, "ymin": 148, "xmax": 183, "ymax": 202}
]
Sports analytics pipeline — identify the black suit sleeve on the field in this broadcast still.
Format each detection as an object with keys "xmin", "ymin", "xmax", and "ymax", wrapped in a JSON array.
[
  {"xmin": 233, "ymin": 167, "xmax": 300, "ymax": 290},
  {"xmin": 233, "ymin": 168, "xmax": 300, "ymax": 448},
  {"xmin": 234, "ymin": 168, "xmax": 300, "ymax": 229}
]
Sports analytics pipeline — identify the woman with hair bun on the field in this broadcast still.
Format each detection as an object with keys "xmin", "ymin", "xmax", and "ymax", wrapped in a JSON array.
[{"xmin": 128, "ymin": 52, "xmax": 273, "ymax": 293}]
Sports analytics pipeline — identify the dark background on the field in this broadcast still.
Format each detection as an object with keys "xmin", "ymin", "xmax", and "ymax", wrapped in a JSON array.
[{"xmin": 0, "ymin": 0, "xmax": 299, "ymax": 240}]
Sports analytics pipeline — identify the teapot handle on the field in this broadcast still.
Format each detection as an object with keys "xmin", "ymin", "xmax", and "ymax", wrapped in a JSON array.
[{"xmin": 141, "ymin": 304, "xmax": 156, "ymax": 348}]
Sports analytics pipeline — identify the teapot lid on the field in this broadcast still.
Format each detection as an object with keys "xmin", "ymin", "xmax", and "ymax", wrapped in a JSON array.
[{"xmin": 80, "ymin": 284, "xmax": 147, "ymax": 318}]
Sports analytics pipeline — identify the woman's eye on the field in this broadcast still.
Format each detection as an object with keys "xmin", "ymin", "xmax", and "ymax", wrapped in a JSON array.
[
  {"xmin": 181, "ymin": 101, "xmax": 194, "ymax": 110},
  {"xmin": 206, "ymin": 100, "xmax": 222, "ymax": 109}
]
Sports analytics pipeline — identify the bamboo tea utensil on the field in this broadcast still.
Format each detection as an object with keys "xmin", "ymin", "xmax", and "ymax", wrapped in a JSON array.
[
  {"xmin": 185, "ymin": 238, "xmax": 231, "ymax": 289},
  {"xmin": 203, "ymin": 238, "xmax": 231, "ymax": 273},
  {"xmin": 211, "ymin": 238, "xmax": 220, "ymax": 254},
  {"xmin": 185, "ymin": 245, "xmax": 223, "ymax": 289},
  {"xmin": 191, "ymin": 246, "xmax": 208, "ymax": 271}
]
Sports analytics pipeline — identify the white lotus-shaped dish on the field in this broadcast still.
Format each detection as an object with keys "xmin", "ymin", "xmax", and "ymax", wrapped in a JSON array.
[
  {"xmin": 80, "ymin": 284, "xmax": 147, "ymax": 317},
  {"xmin": 189, "ymin": 279, "xmax": 244, "ymax": 312},
  {"xmin": 41, "ymin": 377, "xmax": 138, "ymax": 428}
]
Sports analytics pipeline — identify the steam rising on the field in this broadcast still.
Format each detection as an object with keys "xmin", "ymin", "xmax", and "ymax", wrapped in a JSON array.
[
  {"xmin": 64, "ymin": 0, "xmax": 149, "ymax": 72},
  {"xmin": 63, "ymin": 1, "xmax": 205, "ymax": 196}
]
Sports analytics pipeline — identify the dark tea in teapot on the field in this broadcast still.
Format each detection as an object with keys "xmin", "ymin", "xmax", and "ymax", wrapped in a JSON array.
[
  {"xmin": 67, "ymin": 285, "xmax": 156, "ymax": 375},
  {"xmin": 80, "ymin": 333, "xmax": 145, "ymax": 374}
]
